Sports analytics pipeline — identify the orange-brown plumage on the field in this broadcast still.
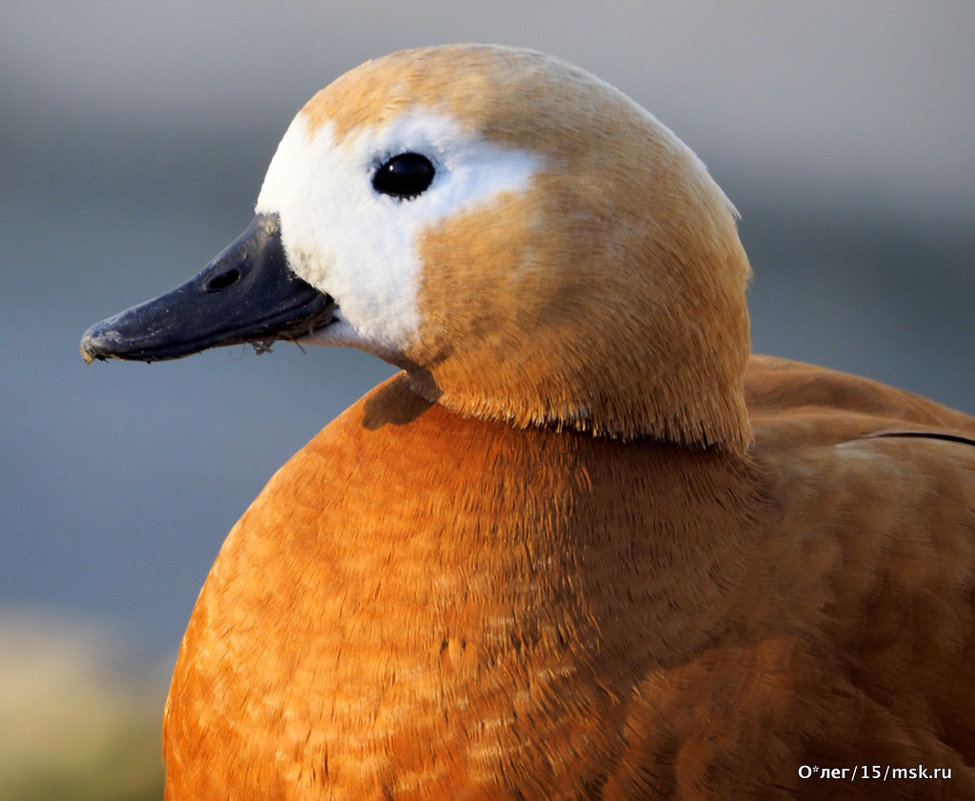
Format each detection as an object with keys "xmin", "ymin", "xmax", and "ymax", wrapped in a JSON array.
[
  {"xmin": 79, "ymin": 44, "xmax": 975, "ymax": 799},
  {"xmin": 162, "ymin": 358, "xmax": 975, "ymax": 799}
]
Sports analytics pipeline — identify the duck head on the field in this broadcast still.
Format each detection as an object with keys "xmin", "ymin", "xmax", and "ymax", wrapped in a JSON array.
[{"xmin": 81, "ymin": 44, "xmax": 752, "ymax": 450}]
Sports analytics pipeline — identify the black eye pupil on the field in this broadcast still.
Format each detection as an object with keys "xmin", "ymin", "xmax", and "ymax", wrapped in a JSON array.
[{"xmin": 372, "ymin": 153, "xmax": 435, "ymax": 199}]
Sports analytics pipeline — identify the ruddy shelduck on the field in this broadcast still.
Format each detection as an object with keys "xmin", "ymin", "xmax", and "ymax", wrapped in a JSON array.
[{"xmin": 81, "ymin": 44, "xmax": 975, "ymax": 799}]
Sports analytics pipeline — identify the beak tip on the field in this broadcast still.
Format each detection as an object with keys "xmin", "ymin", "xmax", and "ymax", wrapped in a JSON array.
[
  {"xmin": 80, "ymin": 319, "xmax": 122, "ymax": 364},
  {"xmin": 80, "ymin": 343, "xmax": 103, "ymax": 365}
]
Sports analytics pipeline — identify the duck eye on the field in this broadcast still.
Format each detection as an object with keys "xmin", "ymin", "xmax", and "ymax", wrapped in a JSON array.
[{"xmin": 372, "ymin": 153, "xmax": 435, "ymax": 199}]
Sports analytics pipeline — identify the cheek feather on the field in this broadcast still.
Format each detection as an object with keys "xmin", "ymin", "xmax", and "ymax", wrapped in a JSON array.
[
  {"xmin": 256, "ymin": 109, "xmax": 544, "ymax": 356},
  {"xmin": 256, "ymin": 116, "xmax": 423, "ymax": 352}
]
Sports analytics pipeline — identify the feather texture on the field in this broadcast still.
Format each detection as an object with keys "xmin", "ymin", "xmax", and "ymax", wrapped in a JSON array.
[{"xmin": 139, "ymin": 46, "xmax": 975, "ymax": 798}]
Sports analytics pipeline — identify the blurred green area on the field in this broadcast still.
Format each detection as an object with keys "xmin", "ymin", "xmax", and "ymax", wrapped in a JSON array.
[{"xmin": 0, "ymin": 613, "xmax": 165, "ymax": 801}]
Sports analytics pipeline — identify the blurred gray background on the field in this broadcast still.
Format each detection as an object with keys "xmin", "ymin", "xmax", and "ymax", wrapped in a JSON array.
[{"xmin": 1, "ymin": 1, "xmax": 973, "ymax": 797}]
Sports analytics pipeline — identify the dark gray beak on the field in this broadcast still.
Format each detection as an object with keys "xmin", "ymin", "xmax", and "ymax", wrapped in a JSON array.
[{"xmin": 80, "ymin": 213, "xmax": 334, "ymax": 364}]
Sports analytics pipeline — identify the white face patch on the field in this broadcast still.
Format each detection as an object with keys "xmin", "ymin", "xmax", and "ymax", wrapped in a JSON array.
[{"xmin": 255, "ymin": 109, "xmax": 543, "ymax": 358}]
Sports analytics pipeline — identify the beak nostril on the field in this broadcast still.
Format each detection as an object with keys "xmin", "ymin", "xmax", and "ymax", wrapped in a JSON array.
[{"xmin": 205, "ymin": 269, "xmax": 241, "ymax": 292}]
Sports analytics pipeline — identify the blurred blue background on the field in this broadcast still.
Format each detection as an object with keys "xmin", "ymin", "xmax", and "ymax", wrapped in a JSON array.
[{"xmin": 1, "ymin": 1, "xmax": 973, "ymax": 797}]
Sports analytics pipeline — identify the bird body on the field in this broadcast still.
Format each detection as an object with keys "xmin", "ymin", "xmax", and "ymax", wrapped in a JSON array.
[
  {"xmin": 80, "ymin": 44, "xmax": 975, "ymax": 798},
  {"xmin": 162, "ymin": 371, "xmax": 760, "ymax": 799},
  {"xmin": 160, "ymin": 359, "xmax": 975, "ymax": 799}
]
